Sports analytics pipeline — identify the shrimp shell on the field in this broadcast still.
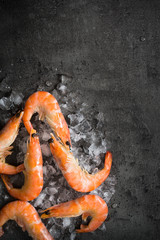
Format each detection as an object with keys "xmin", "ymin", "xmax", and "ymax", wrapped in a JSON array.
[
  {"xmin": 23, "ymin": 91, "xmax": 71, "ymax": 148},
  {"xmin": 48, "ymin": 133, "xmax": 112, "ymax": 192},
  {"xmin": 1, "ymin": 133, "xmax": 43, "ymax": 201},
  {"xmin": 0, "ymin": 201, "xmax": 54, "ymax": 240},
  {"xmin": 0, "ymin": 111, "xmax": 24, "ymax": 174},
  {"xmin": 40, "ymin": 195, "xmax": 108, "ymax": 233}
]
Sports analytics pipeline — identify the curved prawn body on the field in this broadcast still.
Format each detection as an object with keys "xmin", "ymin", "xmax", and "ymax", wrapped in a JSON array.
[
  {"xmin": 41, "ymin": 195, "xmax": 108, "ymax": 233},
  {"xmin": 48, "ymin": 134, "xmax": 112, "ymax": 192},
  {"xmin": 23, "ymin": 91, "xmax": 71, "ymax": 148},
  {"xmin": 0, "ymin": 201, "xmax": 54, "ymax": 240},
  {"xmin": 1, "ymin": 133, "xmax": 43, "ymax": 201},
  {"xmin": 0, "ymin": 111, "xmax": 24, "ymax": 174}
]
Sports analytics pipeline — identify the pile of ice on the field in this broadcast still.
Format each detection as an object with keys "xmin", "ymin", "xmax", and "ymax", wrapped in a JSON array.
[
  {"xmin": 0, "ymin": 74, "xmax": 116, "ymax": 240},
  {"xmin": 0, "ymin": 80, "xmax": 24, "ymax": 126}
]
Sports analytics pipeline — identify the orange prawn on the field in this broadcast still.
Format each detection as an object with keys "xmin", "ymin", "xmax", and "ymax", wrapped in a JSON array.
[
  {"xmin": 48, "ymin": 133, "xmax": 112, "ymax": 192},
  {"xmin": 1, "ymin": 133, "xmax": 43, "ymax": 201},
  {"xmin": 0, "ymin": 111, "xmax": 24, "ymax": 174},
  {"xmin": 40, "ymin": 195, "xmax": 108, "ymax": 233},
  {"xmin": 23, "ymin": 91, "xmax": 71, "ymax": 149},
  {"xmin": 0, "ymin": 201, "xmax": 54, "ymax": 240}
]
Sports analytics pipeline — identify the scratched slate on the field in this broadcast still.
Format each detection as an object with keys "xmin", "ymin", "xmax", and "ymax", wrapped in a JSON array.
[{"xmin": 0, "ymin": 0, "xmax": 160, "ymax": 240}]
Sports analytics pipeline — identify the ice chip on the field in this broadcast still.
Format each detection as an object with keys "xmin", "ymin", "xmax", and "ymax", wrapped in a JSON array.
[
  {"xmin": 45, "ymin": 81, "xmax": 52, "ymax": 87},
  {"xmin": 63, "ymin": 218, "xmax": 71, "ymax": 228},
  {"xmin": 70, "ymin": 232, "xmax": 76, "ymax": 240},
  {"xmin": 41, "ymin": 131, "xmax": 51, "ymax": 141},
  {"xmin": 59, "ymin": 74, "xmax": 72, "ymax": 84},
  {"xmin": 57, "ymin": 84, "xmax": 67, "ymax": 95},
  {"xmin": 41, "ymin": 144, "xmax": 51, "ymax": 157},
  {"xmin": 0, "ymin": 97, "xmax": 13, "ymax": 110},
  {"xmin": 99, "ymin": 223, "xmax": 106, "ymax": 231},
  {"xmin": 68, "ymin": 113, "xmax": 84, "ymax": 126},
  {"xmin": 74, "ymin": 120, "xmax": 92, "ymax": 133},
  {"xmin": 10, "ymin": 91, "xmax": 23, "ymax": 105},
  {"xmin": 37, "ymin": 85, "xmax": 46, "ymax": 91},
  {"xmin": 34, "ymin": 193, "xmax": 46, "ymax": 207},
  {"xmin": 49, "ymin": 226, "xmax": 61, "ymax": 238},
  {"xmin": 46, "ymin": 187, "xmax": 58, "ymax": 195}
]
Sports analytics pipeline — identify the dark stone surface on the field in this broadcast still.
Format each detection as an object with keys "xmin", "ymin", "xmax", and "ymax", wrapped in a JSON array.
[{"xmin": 0, "ymin": 0, "xmax": 160, "ymax": 239}]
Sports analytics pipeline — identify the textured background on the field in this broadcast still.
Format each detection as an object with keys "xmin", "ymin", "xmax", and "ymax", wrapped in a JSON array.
[{"xmin": 0, "ymin": 0, "xmax": 160, "ymax": 239}]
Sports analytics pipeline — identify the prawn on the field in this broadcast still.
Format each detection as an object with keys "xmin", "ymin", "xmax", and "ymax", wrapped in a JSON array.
[
  {"xmin": 0, "ymin": 111, "xmax": 24, "ymax": 174},
  {"xmin": 0, "ymin": 201, "xmax": 54, "ymax": 240},
  {"xmin": 1, "ymin": 133, "xmax": 43, "ymax": 201},
  {"xmin": 48, "ymin": 133, "xmax": 112, "ymax": 192},
  {"xmin": 23, "ymin": 91, "xmax": 71, "ymax": 149},
  {"xmin": 40, "ymin": 195, "xmax": 108, "ymax": 233}
]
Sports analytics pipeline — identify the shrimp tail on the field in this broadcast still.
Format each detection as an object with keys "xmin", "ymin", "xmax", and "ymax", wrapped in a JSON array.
[
  {"xmin": 0, "ymin": 146, "xmax": 13, "ymax": 161},
  {"xmin": 1, "ymin": 175, "xmax": 13, "ymax": 190},
  {"xmin": 16, "ymin": 163, "xmax": 25, "ymax": 173},
  {"xmin": 104, "ymin": 151, "xmax": 112, "ymax": 171}
]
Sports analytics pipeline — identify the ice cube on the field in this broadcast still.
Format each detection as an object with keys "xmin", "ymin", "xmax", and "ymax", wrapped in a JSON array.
[
  {"xmin": 68, "ymin": 113, "xmax": 84, "ymax": 126},
  {"xmin": 0, "ymin": 97, "xmax": 13, "ymax": 110},
  {"xmin": 99, "ymin": 223, "xmax": 106, "ymax": 231},
  {"xmin": 43, "ymin": 165, "xmax": 56, "ymax": 178},
  {"xmin": 49, "ymin": 226, "xmax": 61, "ymax": 238},
  {"xmin": 59, "ymin": 74, "xmax": 72, "ymax": 84},
  {"xmin": 57, "ymin": 84, "xmax": 67, "ymax": 95},
  {"xmin": 45, "ymin": 187, "xmax": 58, "ymax": 195},
  {"xmin": 112, "ymin": 203, "xmax": 118, "ymax": 209},
  {"xmin": 41, "ymin": 131, "xmax": 51, "ymax": 141},
  {"xmin": 46, "ymin": 81, "xmax": 52, "ymax": 87},
  {"xmin": 41, "ymin": 144, "xmax": 51, "ymax": 157},
  {"xmin": 49, "ymin": 195, "xmax": 55, "ymax": 203},
  {"xmin": 10, "ymin": 91, "xmax": 23, "ymax": 105},
  {"xmin": 37, "ymin": 85, "xmax": 46, "ymax": 91},
  {"xmin": 33, "ymin": 193, "xmax": 46, "ymax": 207},
  {"xmin": 70, "ymin": 232, "xmax": 76, "ymax": 240},
  {"xmin": 74, "ymin": 120, "xmax": 92, "ymax": 133},
  {"xmin": 63, "ymin": 218, "xmax": 71, "ymax": 228}
]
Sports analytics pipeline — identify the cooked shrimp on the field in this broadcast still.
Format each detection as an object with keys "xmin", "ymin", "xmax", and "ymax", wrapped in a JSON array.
[
  {"xmin": 0, "ymin": 111, "xmax": 24, "ymax": 174},
  {"xmin": 41, "ymin": 195, "xmax": 108, "ymax": 233},
  {"xmin": 23, "ymin": 91, "xmax": 71, "ymax": 149},
  {"xmin": 48, "ymin": 133, "xmax": 112, "ymax": 192},
  {"xmin": 0, "ymin": 201, "xmax": 54, "ymax": 240},
  {"xmin": 1, "ymin": 133, "xmax": 43, "ymax": 201}
]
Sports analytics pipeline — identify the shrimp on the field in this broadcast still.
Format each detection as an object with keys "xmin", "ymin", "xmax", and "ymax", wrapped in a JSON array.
[
  {"xmin": 40, "ymin": 195, "xmax": 108, "ymax": 233},
  {"xmin": 0, "ymin": 111, "xmax": 24, "ymax": 174},
  {"xmin": 48, "ymin": 133, "xmax": 112, "ymax": 192},
  {"xmin": 1, "ymin": 133, "xmax": 43, "ymax": 201},
  {"xmin": 0, "ymin": 201, "xmax": 54, "ymax": 240},
  {"xmin": 23, "ymin": 91, "xmax": 71, "ymax": 149}
]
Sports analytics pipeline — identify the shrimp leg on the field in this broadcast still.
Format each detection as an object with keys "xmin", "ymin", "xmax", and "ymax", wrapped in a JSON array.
[
  {"xmin": 40, "ymin": 195, "xmax": 108, "ymax": 233},
  {"xmin": 0, "ymin": 201, "xmax": 54, "ymax": 240},
  {"xmin": 0, "ymin": 111, "xmax": 25, "ymax": 174},
  {"xmin": 48, "ymin": 134, "xmax": 112, "ymax": 192},
  {"xmin": 23, "ymin": 91, "xmax": 71, "ymax": 149},
  {"xmin": 1, "ymin": 133, "xmax": 43, "ymax": 201}
]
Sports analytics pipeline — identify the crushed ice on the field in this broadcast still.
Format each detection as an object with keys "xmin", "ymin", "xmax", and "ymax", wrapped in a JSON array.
[{"xmin": 0, "ymin": 74, "xmax": 116, "ymax": 240}]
